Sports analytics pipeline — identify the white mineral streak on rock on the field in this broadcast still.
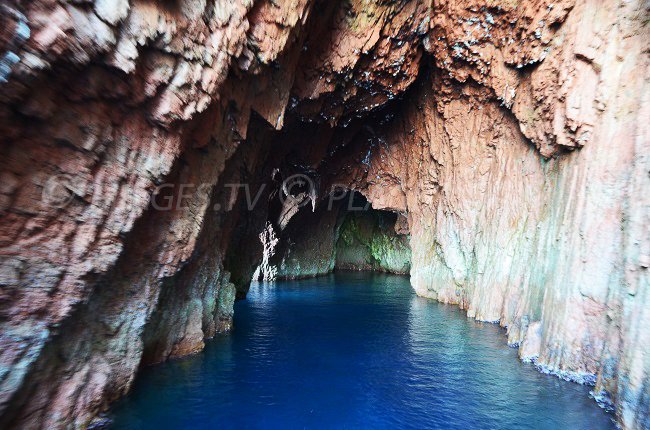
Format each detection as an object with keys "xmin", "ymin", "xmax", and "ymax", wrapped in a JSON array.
[{"xmin": 256, "ymin": 222, "xmax": 279, "ymax": 282}]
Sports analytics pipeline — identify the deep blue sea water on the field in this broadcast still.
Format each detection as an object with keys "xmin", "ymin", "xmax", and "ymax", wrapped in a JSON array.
[{"xmin": 109, "ymin": 272, "xmax": 614, "ymax": 429}]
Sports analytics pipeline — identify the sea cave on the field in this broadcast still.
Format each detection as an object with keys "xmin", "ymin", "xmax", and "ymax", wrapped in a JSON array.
[{"xmin": 0, "ymin": 0, "xmax": 648, "ymax": 429}]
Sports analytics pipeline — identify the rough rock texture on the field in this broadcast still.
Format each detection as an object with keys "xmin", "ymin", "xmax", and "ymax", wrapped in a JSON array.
[
  {"xmin": 0, "ymin": 0, "xmax": 648, "ymax": 429},
  {"xmin": 336, "ymin": 203, "xmax": 411, "ymax": 274},
  {"xmin": 0, "ymin": 0, "xmax": 314, "ymax": 426},
  {"xmin": 265, "ymin": 193, "xmax": 411, "ymax": 279},
  {"xmin": 342, "ymin": 2, "xmax": 649, "ymax": 427},
  {"xmin": 269, "ymin": 200, "xmax": 344, "ymax": 279},
  {"xmin": 336, "ymin": 66, "xmax": 648, "ymax": 427}
]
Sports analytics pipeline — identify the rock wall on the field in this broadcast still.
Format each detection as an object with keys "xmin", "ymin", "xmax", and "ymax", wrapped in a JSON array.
[
  {"xmin": 337, "ymin": 63, "xmax": 648, "ymax": 430},
  {"xmin": 264, "ymin": 194, "xmax": 411, "ymax": 279},
  {"xmin": 340, "ymin": 1, "xmax": 649, "ymax": 427},
  {"xmin": 336, "ymin": 205, "xmax": 411, "ymax": 275},
  {"xmin": 0, "ymin": 0, "xmax": 316, "ymax": 426},
  {"xmin": 0, "ymin": 0, "xmax": 648, "ymax": 429},
  {"xmin": 269, "ymin": 200, "xmax": 343, "ymax": 280}
]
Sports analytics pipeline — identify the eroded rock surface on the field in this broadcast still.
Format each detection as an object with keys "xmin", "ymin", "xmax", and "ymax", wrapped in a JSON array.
[
  {"xmin": 0, "ymin": 0, "xmax": 648, "ymax": 429},
  {"xmin": 335, "ymin": 199, "xmax": 411, "ymax": 274}
]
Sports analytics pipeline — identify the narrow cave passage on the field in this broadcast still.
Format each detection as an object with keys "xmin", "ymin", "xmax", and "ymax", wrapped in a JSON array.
[
  {"xmin": 109, "ymin": 157, "xmax": 617, "ymax": 429},
  {"xmin": 253, "ymin": 191, "xmax": 412, "ymax": 283},
  {"xmin": 1, "ymin": 0, "xmax": 646, "ymax": 427},
  {"xmin": 105, "ymin": 88, "xmax": 618, "ymax": 429},
  {"xmin": 335, "ymin": 193, "xmax": 411, "ymax": 275}
]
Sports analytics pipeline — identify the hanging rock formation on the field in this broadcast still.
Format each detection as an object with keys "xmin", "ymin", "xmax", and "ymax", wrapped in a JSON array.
[{"xmin": 0, "ymin": 0, "xmax": 648, "ymax": 429}]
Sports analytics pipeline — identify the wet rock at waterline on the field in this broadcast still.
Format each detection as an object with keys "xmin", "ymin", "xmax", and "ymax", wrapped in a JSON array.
[
  {"xmin": 110, "ymin": 273, "xmax": 616, "ymax": 429},
  {"xmin": 335, "ymin": 203, "xmax": 411, "ymax": 275}
]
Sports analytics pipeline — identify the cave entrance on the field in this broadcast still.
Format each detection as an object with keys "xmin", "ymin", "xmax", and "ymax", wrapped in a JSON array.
[{"xmin": 253, "ymin": 191, "xmax": 411, "ymax": 281}]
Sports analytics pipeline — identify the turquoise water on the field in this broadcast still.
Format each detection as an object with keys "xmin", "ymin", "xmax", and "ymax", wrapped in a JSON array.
[{"xmin": 109, "ymin": 272, "xmax": 614, "ymax": 429}]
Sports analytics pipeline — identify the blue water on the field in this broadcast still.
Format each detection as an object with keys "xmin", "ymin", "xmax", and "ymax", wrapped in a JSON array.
[{"xmin": 109, "ymin": 272, "xmax": 614, "ymax": 429}]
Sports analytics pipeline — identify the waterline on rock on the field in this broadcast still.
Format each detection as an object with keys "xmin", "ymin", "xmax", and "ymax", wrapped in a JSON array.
[{"xmin": 109, "ymin": 272, "xmax": 615, "ymax": 429}]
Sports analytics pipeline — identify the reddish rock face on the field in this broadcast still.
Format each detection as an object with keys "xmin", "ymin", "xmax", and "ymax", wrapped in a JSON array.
[{"xmin": 0, "ymin": 0, "xmax": 648, "ymax": 429}]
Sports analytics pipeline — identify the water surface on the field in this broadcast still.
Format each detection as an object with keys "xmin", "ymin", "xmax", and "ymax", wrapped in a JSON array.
[{"xmin": 110, "ymin": 272, "xmax": 614, "ymax": 429}]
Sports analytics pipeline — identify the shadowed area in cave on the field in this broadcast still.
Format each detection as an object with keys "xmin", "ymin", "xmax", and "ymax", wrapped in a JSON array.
[
  {"xmin": 253, "ymin": 191, "xmax": 412, "ymax": 281},
  {"xmin": 218, "ymin": 92, "xmax": 415, "ymax": 298}
]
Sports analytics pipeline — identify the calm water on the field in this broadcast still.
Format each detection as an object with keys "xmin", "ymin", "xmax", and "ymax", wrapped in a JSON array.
[{"xmin": 110, "ymin": 272, "xmax": 614, "ymax": 429}]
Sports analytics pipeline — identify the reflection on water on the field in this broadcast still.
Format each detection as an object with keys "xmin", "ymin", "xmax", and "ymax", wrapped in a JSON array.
[{"xmin": 109, "ymin": 272, "xmax": 614, "ymax": 429}]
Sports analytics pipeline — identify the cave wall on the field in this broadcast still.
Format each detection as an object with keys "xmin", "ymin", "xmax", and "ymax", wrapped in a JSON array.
[
  {"xmin": 324, "ymin": 2, "xmax": 649, "ymax": 427},
  {"xmin": 339, "ymin": 77, "xmax": 649, "ymax": 429},
  {"xmin": 270, "ymin": 200, "xmax": 344, "ymax": 279},
  {"xmin": 265, "ymin": 195, "xmax": 411, "ymax": 279},
  {"xmin": 337, "ymin": 20, "xmax": 649, "ymax": 430},
  {"xmin": 0, "ymin": 0, "xmax": 648, "ymax": 429},
  {"xmin": 335, "ymin": 207, "xmax": 411, "ymax": 275},
  {"xmin": 0, "ymin": 0, "xmax": 316, "ymax": 426}
]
